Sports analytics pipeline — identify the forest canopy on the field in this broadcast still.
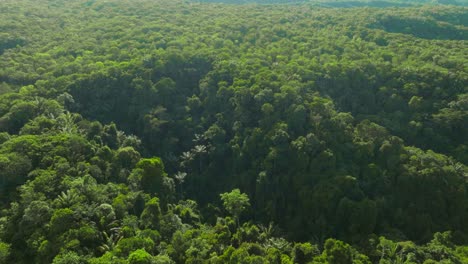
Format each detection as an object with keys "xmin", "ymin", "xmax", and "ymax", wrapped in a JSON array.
[{"xmin": 0, "ymin": 0, "xmax": 467, "ymax": 263}]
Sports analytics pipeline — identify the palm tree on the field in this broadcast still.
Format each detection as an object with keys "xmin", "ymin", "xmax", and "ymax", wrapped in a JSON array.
[
  {"xmin": 98, "ymin": 230, "xmax": 122, "ymax": 253},
  {"xmin": 192, "ymin": 144, "xmax": 207, "ymax": 173},
  {"xmin": 56, "ymin": 189, "xmax": 79, "ymax": 208},
  {"xmin": 174, "ymin": 171, "xmax": 187, "ymax": 199},
  {"xmin": 180, "ymin": 151, "xmax": 194, "ymax": 168},
  {"xmin": 57, "ymin": 111, "xmax": 79, "ymax": 134},
  {"xmin": 144, "ymin": 106, "xmax": 168, "ymax": 133},
  {"xmin": 174, "ymin": 171, "xmax": 187, "ymax": 184}
]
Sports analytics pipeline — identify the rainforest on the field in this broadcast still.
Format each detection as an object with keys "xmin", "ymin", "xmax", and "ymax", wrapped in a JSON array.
[{"xmin": 0, "ymin": 0, "xmax": 467, "ymax": 263}]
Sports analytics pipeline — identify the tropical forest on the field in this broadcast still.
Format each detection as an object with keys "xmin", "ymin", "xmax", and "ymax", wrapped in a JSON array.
[{"xmin": 0, "ymin": 0, "xmax": 467, "ymax": 263}]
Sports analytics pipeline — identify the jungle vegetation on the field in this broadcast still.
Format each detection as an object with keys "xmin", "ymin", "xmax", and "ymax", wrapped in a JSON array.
[{"xmin": 0, "ymin": 0, "xmax": 467, "ymax": 263}]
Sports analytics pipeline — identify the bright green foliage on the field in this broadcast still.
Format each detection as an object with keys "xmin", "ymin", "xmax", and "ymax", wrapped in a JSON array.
[
  {"xmin": 455, "ymin": 246, "xmax": 468, "ymax": 263},
  {"xmin": 140, "ymin": 197, "xmax": 162, "ymax": 230},
  {"xmin": 128, "ymin": 249, "xmax": 153, "ymax": 264},
  {"xmin": 220, "ymin": 189, "xmax": 250, "ymax": 225},
  {"xmin": 135, "ymin": 158, "xmax": 174, "ymax": 204},
  {"xmin": 49, "ymin": 208, "xmax": 75, "ymax": 235},
  {"xmin": 323, "ymin": 239, "xmax": 354, "ymax": 264},
  {"xmin": 292, "ymin": 242, "xmax": 319, "ymax": 264},
  {"xmin": 0, "ymin": 0, "xmax": 466, "ymax": 263},
  {"xmin": 153, "ymin": 254, "xmax": 175, "ymax": 264},
  {"xmin": 52, "ymin": 251, "xmax": 82, "ymax": 264},
  {"xmin": 317, "ymin": 239, "xmax": 371, "ymax": 264},
  {"xmin": 115, "ymin": 237, "xmax": 155, "ymax": 258},
  {"xmin": 0, "ymin": 241, "xmax": 10, "ymax": 263}
]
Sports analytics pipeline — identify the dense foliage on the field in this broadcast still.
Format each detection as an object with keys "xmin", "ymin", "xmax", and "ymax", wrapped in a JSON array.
[
  {"xmin": 0, "ymin": 0, "xmax": 467, "ymax": 263},
  {"xmin": 197, "ymin": 0, "xmax": 467, "ymax": 7}
]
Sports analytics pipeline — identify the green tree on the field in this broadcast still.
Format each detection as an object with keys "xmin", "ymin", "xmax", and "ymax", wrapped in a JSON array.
[
  {"xmin": 292, "ymin": 242, "xmax": 319, "ymax": 264},
  {"xmin": 135, "ymin": 158, "xmax": 174, "ymax": 203},
  {"xmin": 128, "ymin": 249, "xmax": 153, "ymax": 264},
  {"xmin": 220, "ymin": 189, "xmax": 250, "ymax": 226},
  {"xmin": 140, "ymin": 197, "xmax": 162, "ymax": 230},
  {"xmin": 0, "ymin": 241, "xmax": 10, "ymax": 263}
]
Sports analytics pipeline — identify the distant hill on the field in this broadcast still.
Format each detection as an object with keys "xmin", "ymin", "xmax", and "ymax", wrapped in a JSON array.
[{"xmin": 194, "ymin": 0, "xmax": 468, "ymax": 6}]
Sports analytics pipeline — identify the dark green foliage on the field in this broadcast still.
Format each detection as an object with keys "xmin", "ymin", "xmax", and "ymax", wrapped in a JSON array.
[
  {"xmin": 140, "ymin": 197, "xmax": 162, "ymax": 230},
  {"xmin": 0, "ymin": 0, "xmax": 466, "ymax": 263},
  {"xmin": 292, "ymin": 242, "xmax": 319, "ymax": 264},
  {"xmin": 135, "ymin": 158, "xmax": 175, "ymax": 205},
  {"xmin": 323, "ymin": 239, "xmax": 354, "ymax": 264}
]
